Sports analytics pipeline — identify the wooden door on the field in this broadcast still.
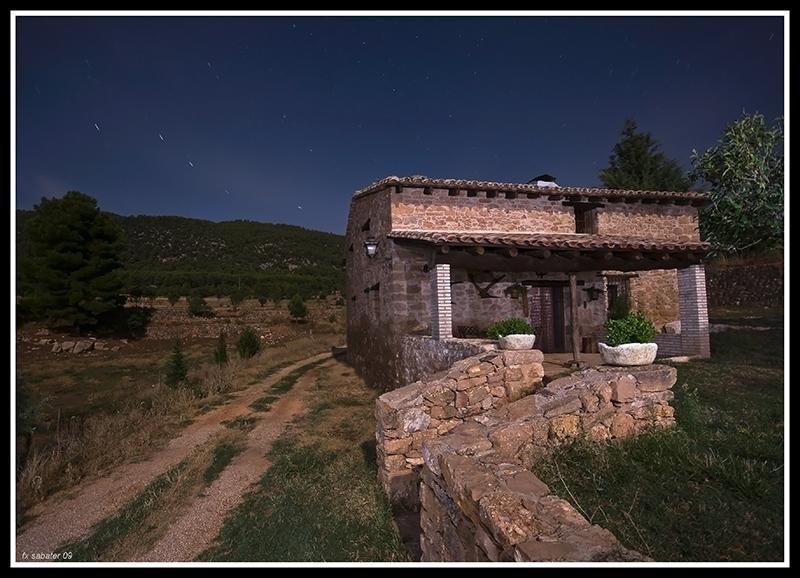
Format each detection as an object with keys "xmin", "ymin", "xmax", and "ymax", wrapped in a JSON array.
[{"xmin": 529, "ymin": 286, "xmax": 567, "ymax": 353}]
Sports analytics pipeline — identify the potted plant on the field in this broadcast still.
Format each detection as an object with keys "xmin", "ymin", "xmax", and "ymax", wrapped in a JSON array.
[
  {"xmin": 487, "ymin": 318, "xmax": 536, "ymax": 350},
  {"xmin": 599, "ymin": 312, "xmax": 658, "ymax": 366}
]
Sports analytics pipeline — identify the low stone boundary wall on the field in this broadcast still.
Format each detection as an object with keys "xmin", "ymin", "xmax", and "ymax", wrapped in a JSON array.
[
  {"xmin": 376, "ymin": 355, "xmax": 677, "ymax": 562},
  {"xmin": 376, "ymin": 349, "xmax": 544, "ymax": 509},
  {"xmin": 398, "ymin": 336, "xmax": 494, "ymax": 388}
]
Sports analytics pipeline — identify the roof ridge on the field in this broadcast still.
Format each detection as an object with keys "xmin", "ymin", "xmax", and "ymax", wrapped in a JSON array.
[{"xmin": 353, "ymin": 175, "xmax": 709, "ymax": 201}]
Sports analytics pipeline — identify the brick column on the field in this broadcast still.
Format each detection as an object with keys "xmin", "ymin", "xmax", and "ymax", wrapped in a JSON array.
[
  {"xmin": 431, "ymin": 264, "xmax": 452, "ymax": 339},
  {"xmin": 677, "ymin": 264, "xmax": 711, "ymax": 358}
]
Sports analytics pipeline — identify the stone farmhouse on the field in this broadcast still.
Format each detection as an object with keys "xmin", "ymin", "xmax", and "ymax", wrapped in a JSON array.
[{"xmin": 345, "ymin": 175, "xmax": 711, "ymax": 390}]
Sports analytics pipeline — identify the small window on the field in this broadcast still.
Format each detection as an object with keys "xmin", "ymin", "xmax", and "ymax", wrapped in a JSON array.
[
  {"xmin": 486, "ymin": 190, "xmax": 497, "ymax": 199},
  {"xmin": 574, "ymin": 205, "xmax": 598, "ymax": 234},
  {"xmin": 467, "ymin": 190, "xmax": 477, "ymax": 198}
]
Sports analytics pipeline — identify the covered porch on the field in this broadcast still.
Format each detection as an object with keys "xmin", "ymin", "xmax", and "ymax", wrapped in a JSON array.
[{"xmin": 390, "ymin": 230, "xmax": 712, "ymax": 365}]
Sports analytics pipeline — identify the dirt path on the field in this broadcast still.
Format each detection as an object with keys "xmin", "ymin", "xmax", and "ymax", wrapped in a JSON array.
[
  {"xmin": 134, "ymin": 361, "xmax": 331, "ymax": 561},
  {"xmin": 15, "ymin": 351, "xmax": 332, "ymax": 562}
]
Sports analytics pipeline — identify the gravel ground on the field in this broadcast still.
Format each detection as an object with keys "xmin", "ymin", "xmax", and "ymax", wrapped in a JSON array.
[
  {"xmin": 134, "ymin": 361, "xmax": 332, "ymax": 561},
  {"xmin": 15, "ymin": 352, "xmax": 332, "ymax": 562}
]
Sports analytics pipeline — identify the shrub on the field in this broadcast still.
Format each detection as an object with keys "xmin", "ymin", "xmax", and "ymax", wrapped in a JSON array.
[
  {"xmin": 237, "ymin": 326, "xmax": 261, "ymax": 359},
  {"xmin": 487, "ymin": 318, "xmax": 535, "ymax": 340},
  {"xmin": 604, "ymin": 312, "xmax": 657, "ymax": 346},
  {"xmin": 165, "ymin": 340, "xmax": 188, "ymax": 388},
  {"xmin": 188, "ymin": 295, "xmax": 214, "ymax": 318},
  {"xmin": 288, "ymin": 294, "xmax": 308, "ymax": 322},
  {"xmin": 167, "ymin": 290, "xmax": 181, "ymax": 307},
  {"xmin": 213, "ymin": 332, "xmax": 228, "ymax": 366}
]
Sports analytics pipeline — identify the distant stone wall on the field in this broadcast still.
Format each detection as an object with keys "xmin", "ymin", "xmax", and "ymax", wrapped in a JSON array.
[
  {"xmin": 376, "ymin": 355, "xmax": 677, "ymax": 562},
  {"xmin": 706, "ymin": 263, "xmax": 783, "ymax": 307}
]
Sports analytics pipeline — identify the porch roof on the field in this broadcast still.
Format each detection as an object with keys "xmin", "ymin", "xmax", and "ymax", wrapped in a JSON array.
[
  {"xmin": 388, "ymin": 230, "xmax": 709, "ymax": 273},
  {"xmin": 388, "ymin": 230, "xmax": 709, "ymax": 253}
]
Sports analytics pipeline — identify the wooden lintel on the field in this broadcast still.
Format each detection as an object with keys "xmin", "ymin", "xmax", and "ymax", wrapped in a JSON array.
[
  {"xmin": 590, "ymin": 250, "xmax": 614, "ymax": 261},
  {"xmin": 523, "ymin": 248, "xmax": 551, "ymax": 259}
]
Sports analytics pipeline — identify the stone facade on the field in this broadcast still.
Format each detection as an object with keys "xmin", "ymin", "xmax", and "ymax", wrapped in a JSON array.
[
  {"xmin": 391, "ymin": 187, "xmax": 577, "ymax": 233},
  {"xmin": 629, "ymin": 269, "xmax": 680, "ymax": 328},
  {"xmin": 375, "ymin": 350, "xmax": 677, "ymax": 562},
  {"xmin": 345, "ymin": 177, "xmax": 710, "ymax": 390},
  {"xmin": 596, "ymin": 204, "xmax": 701, "ymax": 241}
]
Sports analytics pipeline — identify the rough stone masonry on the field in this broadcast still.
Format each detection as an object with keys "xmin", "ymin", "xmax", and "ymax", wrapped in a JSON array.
[{"xmin": 375, "ymin": 349, "xmax": 677, "ymax": 562}]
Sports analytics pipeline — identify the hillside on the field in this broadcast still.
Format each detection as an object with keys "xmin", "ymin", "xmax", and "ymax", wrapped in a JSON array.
[{"xmin": 16, "ymin": 211, "xmax": 344, "ymax": 299}]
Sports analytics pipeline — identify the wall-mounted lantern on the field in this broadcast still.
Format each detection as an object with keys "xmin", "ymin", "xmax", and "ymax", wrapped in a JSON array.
[{"xmin": 364, "ymin": 237, "xmax": 379, "ymax": 258}]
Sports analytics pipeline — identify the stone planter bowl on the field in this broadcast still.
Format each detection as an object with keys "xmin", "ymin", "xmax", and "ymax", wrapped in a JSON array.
[
  {"xmin": 498, "ymin": 334, "xmax": 536, "ymax": 350},
  {"xmin": 598, "ymin": 342, "xmax": 658, "ymax": 366}
]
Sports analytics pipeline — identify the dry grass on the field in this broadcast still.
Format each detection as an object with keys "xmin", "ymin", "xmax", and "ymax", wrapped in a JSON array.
[{"xmin": 15, "ymin": 332, "xmax": 344, "ymax": 521}]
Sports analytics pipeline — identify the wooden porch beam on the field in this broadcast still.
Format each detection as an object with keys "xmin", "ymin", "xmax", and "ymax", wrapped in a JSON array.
[{"xmin": 569, "ymin": 273, "xmax": 582, "ymax": 367}]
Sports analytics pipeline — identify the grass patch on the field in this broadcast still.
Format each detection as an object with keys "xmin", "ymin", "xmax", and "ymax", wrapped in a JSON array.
[
  {"xmin": 60, "ymin": 459, "xmax": 190, "ymax": 561},
  {"xmin": 247, "ymin": 357, "xmax": 330, "ymax": 413},
  {"xmin": 533, "ymin": 322, "xmax": 784, "ymax": 562},
  {"xmin": 204, "ymin": 442, "xmax": 244, "ymax": 484},
  {"xmin": 59, "ymin": 431, "xmax": 248, "ymax": 561},
  {"xmin": 223, "ymin": 415, "xmax": 259, "ymax": 431},
  {"xmin": 197, "ymin": 360, "xmax": 409, "ymax": 562}
]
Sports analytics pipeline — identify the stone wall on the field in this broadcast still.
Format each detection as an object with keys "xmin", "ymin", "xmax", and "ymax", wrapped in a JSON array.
[
  {"xmin": 420, "ymin": 450, "xmax": 647, "ymax": 562},
  {"xmin": 596, "ymin": 204, "xmax": 700, "ymax": 241},
  {"xmin": 391, "ymin": 187, "xmax": 576, "ymax": 234},
  {"xmin": 629, "ymin": 269, "xmax": 680, "ymax": 328},
  {"xmin": 375, "ymin": 350, "xmax": 545, "ymax": 509},
  {"xmin": 398, "ymin": 336, "xmax": 494, "ymax": 388},
  {"xmin": 375, "ymin": 354, "xmax": 677, "ymax": 562},
  {"xmin": 706, "ymin": 262, "xmax": 784, "ymax": 307}
]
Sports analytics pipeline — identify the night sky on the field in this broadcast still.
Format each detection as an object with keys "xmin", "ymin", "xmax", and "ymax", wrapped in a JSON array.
[{"xmin": 16, "ymin": 15, "xmax": 784, "ymax": 234}]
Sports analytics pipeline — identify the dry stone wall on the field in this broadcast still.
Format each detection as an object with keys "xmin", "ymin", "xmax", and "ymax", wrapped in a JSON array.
[
  {"xmin": 376, "ymin": 352, "xmax": 678, "ymax": 562},
  {"xmin": 706, "ymin": 262, "xmax": 783, "ymax": 307}
]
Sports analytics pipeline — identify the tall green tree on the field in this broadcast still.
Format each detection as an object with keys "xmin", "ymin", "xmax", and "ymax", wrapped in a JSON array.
[
  {"xmin": 213, "ymin": 331, "xmax": 229, "ymax": 366},
  {"xmin": 690, "ymin": 113, "xmax": 784, "ymax": 255},
  {"xmin": 599, "ymin": 119, "xmax": 693, "ymax": 191},
  {"xmin": 20, "ymin": 191, "xmax": 125, "ymax": 332},
  {"xmin": 288, "ymin": 293, "xmax": 308, "ymax": 322},
  {"xmin": 165, "ymin": 339, "xmax": 188, "ymax": 388}
]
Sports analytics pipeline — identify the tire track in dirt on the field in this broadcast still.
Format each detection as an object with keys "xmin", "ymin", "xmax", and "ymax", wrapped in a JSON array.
[
  {"xmin": 133, "ymin": 360, "xmax": 332, "ymax": 561},
  {"xmin": 15, "ymin": 352, "xmax": 332, "ymax": 562}
]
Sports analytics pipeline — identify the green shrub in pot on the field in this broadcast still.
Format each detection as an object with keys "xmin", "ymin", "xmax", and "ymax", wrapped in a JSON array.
[
  {"xmin": 487, "ymin": 318, "xmax": 535, "ymax": 340},
  {"xmin": 604, "ymin": 312, "xmax": 657, "ymax": 346}
]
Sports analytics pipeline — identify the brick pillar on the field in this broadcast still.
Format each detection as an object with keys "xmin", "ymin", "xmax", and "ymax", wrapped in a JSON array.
[
  {"xmin": 677, "ymin": 264, "xmax": 711, "ymax": 358},
  {"xmin": 431, "ymin": 264, "xmax": 452, "ymax": 340}
]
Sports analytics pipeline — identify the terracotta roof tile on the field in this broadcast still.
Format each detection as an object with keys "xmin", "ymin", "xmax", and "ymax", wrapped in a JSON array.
[
  {"xmin": 388, "ymin": 230, "xmax": 710, "ymax": 253},
  {"xmin": 354, "ymin": 175, "xmax": 710, "ymax": 204}
]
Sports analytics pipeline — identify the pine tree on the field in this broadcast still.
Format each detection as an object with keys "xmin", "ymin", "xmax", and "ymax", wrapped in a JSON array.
[
  {"xmin": 213, "ymin": 331, "xmax": 228, "ymax": 366},
  {"xmin": 20, "ymin": 191, "xmax": 125, "ymax": 332},
  {"xmin": 288, "ymin": 294, "xmax": 308, "ymax": 322},
  {"xmin": 165, "ymin": 340, "xmax": 188, "ymax": 388},
  {"xmin": 599, "ymin": 119, "xmax": 692, "ymax": 192}
]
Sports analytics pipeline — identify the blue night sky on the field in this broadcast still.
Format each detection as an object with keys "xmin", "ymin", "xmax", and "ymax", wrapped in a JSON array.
[{"xmin": 16, "ymin": 15, "xmax": 784, "ymax": 234}]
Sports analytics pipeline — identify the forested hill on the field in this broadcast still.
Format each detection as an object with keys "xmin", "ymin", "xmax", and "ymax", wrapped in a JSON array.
[{"xmin": 17, "ymin": 211, "xmax": 345, "ymax": 299}]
